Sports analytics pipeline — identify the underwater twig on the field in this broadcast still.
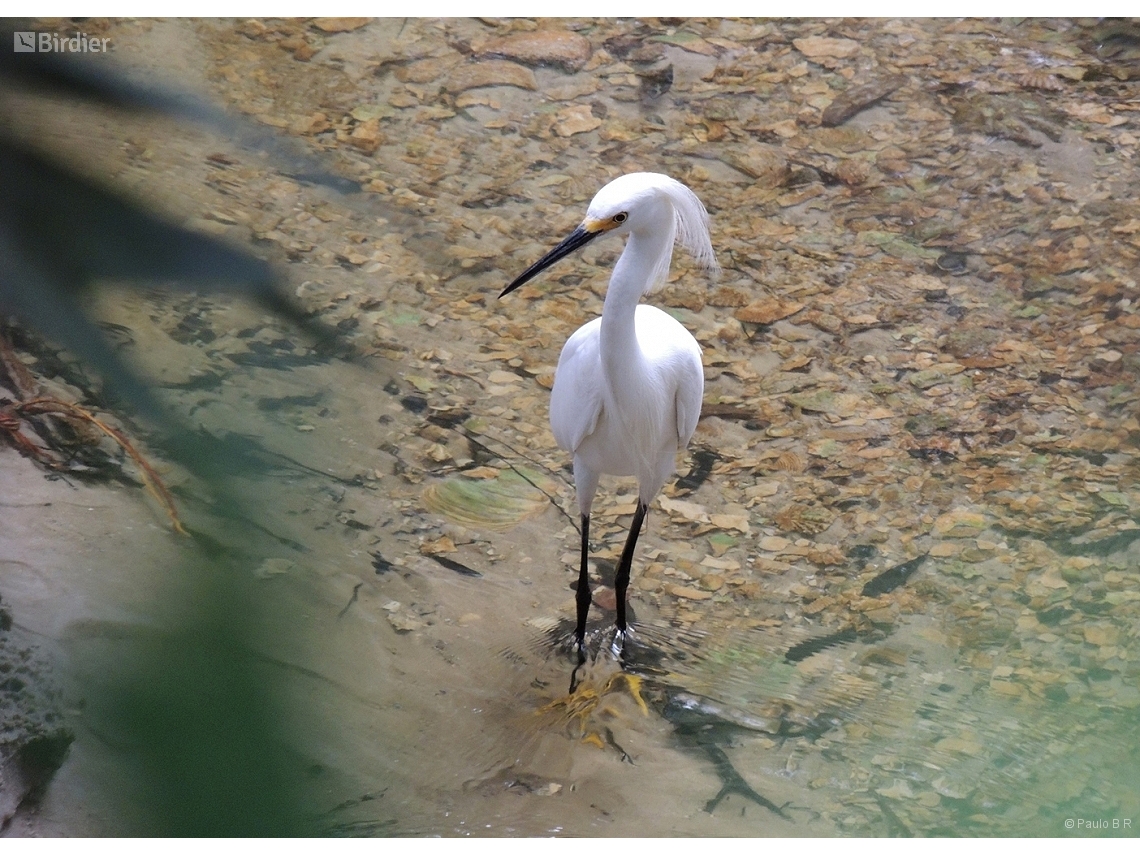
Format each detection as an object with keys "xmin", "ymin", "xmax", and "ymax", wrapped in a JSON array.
[
  {"xmin": 337, "ymin": 582, "xmax": 364, "ymax": 619},
  {"xmin": 15, "ymin": 397, "xmax": 188, "ymax": 535}
]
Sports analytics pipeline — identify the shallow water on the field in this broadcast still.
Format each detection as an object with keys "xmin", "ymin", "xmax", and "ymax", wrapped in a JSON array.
[{"xmin": 3, "ymin": 17, "xmax": 1139, "ymax": 837}]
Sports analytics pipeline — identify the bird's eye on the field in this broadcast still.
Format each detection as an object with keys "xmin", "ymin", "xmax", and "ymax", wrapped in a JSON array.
[{"xmin": 613, "ymin": 212, "xmax": 628, "ymax": 224}]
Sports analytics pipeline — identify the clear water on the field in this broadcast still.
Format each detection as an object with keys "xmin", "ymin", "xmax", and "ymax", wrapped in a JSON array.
[{"xmin": 2, "ymin": 17, "xmax": 1138, "ymax": 837}]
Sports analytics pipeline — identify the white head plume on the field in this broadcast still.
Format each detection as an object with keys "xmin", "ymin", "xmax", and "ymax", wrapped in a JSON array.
[{"xmin": 587, "ymin": 172, "xmax": 719, "ymax": 294}]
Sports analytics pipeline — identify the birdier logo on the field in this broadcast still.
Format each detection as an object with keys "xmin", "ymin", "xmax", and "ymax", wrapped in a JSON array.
[{"xmin": 13, "ymin": 31, "xmax": 111, "ymax": 53}]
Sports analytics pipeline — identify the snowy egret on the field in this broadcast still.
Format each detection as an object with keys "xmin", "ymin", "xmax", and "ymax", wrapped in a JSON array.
[{"xmin": 501, "ymin": 172, "xmax": 718, "ymax": 655}]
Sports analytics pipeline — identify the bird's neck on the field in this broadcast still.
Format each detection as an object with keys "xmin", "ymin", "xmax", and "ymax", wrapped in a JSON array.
[{"xmin": 599, "ymin": 228, "xmax": 669, "ymax": 378}]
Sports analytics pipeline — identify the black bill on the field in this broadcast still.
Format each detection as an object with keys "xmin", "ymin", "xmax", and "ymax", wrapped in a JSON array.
[{"xmin": 500, "ymin": 223, "xmax": 602, "ymax": 298}]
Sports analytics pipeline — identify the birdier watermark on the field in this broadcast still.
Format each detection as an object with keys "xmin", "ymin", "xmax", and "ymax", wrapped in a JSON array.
[
  {"xmin": 13, "ymin": 31, "xmax": 110, "ymax": 53},
  {"xmin": 1065, "ymin": 817, "xmax": 1131, "ymax": 831}
]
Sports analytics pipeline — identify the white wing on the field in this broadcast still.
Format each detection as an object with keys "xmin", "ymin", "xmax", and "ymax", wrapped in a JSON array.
[
  {"xmin": 633, "ymin": 306, "xmax": 703, "ymax": 450},
  {"xmin": 549, "ymin": 318, "xmax": 603, "ymax": 454},
  {"xmin": 673, "ymin": 344, "xmax": 704, "ymax": 448}
]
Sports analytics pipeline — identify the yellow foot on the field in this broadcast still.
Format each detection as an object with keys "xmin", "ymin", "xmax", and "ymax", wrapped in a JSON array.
[{"xmin": 536, "ymin": 667, "xmax": 649, "ymax": 749}]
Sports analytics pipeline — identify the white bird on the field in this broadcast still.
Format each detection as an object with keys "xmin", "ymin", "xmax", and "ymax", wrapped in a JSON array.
[{"xmin": 500, "ymin": 172, "xmax": 718, "ymax": 656}]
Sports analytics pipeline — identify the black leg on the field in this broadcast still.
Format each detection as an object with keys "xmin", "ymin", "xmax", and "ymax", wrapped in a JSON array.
[
  {"xmin": 574, "ymin": 513, "xmax": 591, "ymax": 659},
  {"xmin": 615, "ymin": 501, "xmax": 647, "ymax": 637}
]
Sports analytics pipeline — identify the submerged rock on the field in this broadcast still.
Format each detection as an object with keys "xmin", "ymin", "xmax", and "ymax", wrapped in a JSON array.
[
  {"xmin": 0, "ymin": 595, "xmax": 73, "ymax": 826},
  {"xmin": 422, "ymin": 468, "xmax": 555, "ymax": 531}
]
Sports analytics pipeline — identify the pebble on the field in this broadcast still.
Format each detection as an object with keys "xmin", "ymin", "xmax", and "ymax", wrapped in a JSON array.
[
  {"xmin": 477, "ymin": 30, "xmax": 593, "ymax": 72},
  {"xmin": 734, "ymin": 298, "xmax": 804, "ymax": 325},
  {"xmin": 793, "ymin": 36, "xmax": 861, "ymax": 59},
  {"xmin": 445, "ymin": 60, "xmax": 537, "ymax": 93},
  {"xmin": 668, "ymin": 584, "xmax": 713, "ymax": 601},
  {"xmin": 934, "ymin": 509, "xmax": 989, "ymax": 538},
  {"xmin": 311, "ymin": 17, "xmax": 371, "ymax": 33},
  {"xmin": 553, "ymin": 104, "xmax": 602, "ymax": 137},
  {"xmin": 254, "ymin": 558, "xmax": 295, "ymax": 579}
]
